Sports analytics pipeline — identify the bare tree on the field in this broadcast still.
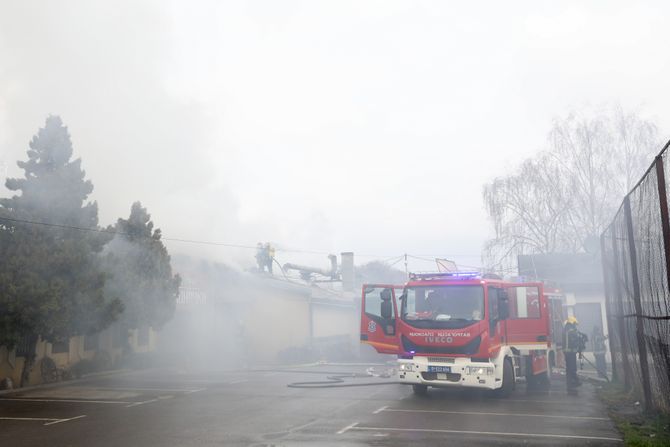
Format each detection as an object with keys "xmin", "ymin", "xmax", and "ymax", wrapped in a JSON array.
[
  {"xmin": 611, "ymin": 105, "xmax": 660, "ymax": 194},
  {"xmin": 483, "ymin": 106, "xmax": 660, "ymax": 272},
  {"xmin": 483, "ymin": 152, "xmax": 574, "ymax": 272},
  {"xmin": 549, "ymin": 111, "xmax": 618, "ymax": 243}
]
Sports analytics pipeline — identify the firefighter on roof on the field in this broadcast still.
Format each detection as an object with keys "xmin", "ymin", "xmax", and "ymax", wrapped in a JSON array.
[
  {"xmin": 255, "ymin": 243, "xmax": 267, "ymax": 272},
  {"xmin": 265, "ymin": 243, "xmax": 275, "ymax": 274}
]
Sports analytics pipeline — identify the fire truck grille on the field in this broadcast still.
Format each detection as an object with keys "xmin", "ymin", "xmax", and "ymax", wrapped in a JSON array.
[
  {"xmin": 427, "ymin": 357, "xmax": 455, "ymax": 363},
  {"xmin": 401, "ymin": 335, "xmax": 481, "ymax": 355},
  {"xmin": 421, "ymin": 372, "xmax": 461, "ymax": 382}
]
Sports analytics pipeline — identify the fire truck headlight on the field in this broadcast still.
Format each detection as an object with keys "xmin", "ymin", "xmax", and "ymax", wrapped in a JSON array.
[
  {"xmin": 399, "ymin": 363, "xmax": 414, "ymax": 372},
  {"xmin": 466, "ymin": 366, "xmax": 494, "ymax": 376}
]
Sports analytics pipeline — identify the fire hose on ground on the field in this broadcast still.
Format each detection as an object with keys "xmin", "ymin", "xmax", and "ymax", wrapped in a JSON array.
[
  {"xmin": 282, "ymin": 366, "xmax": 401, "ymax": 388},
  {"xmin": 578, "ymin": 352, "xmax": 611, "ymax": 383}
]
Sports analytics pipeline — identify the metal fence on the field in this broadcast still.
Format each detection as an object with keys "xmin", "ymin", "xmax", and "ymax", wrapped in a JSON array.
[{"xmin": 601, "ymin": 140, "xmax": 670, "ymax": 413}]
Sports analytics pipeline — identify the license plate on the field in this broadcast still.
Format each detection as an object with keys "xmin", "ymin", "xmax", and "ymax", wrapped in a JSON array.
[{"xmin": 427, "ymin": 365, "xmax": 451, "ymax": 373}]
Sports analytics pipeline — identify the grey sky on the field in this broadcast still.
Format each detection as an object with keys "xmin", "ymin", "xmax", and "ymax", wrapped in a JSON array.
[{"xmin": 1, "ymin": 1, "xmax": 668, "ymax": 271}]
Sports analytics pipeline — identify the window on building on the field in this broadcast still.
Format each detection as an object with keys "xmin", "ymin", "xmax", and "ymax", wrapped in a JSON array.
[
  {"xmin": 51, "ymin": 340, "xmax": 69, "ymax": 354},
  {"xmin": 15, "ymin": 335, "xmax": 33, "ymax": 357}
]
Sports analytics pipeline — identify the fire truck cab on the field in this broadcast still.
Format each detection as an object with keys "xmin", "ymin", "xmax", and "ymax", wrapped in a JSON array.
[{"xmin": 360, "ymin": 272, "xmax": 553, "ymax": 395}]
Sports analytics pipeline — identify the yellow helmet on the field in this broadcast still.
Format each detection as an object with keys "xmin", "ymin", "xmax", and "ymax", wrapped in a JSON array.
[{"xmin": 565, "ymin": 316, "xmax": 578, "ymax": 325}]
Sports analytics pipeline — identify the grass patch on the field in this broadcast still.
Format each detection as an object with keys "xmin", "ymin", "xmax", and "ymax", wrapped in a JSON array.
[{"xmin": 596, "ymin": 382, "xmax": 670, "ymax": 446}]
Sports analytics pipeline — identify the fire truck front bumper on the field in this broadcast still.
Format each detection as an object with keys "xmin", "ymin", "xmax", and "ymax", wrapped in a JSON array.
[{"xmin": 397, "ymin": 357, "xmax": 499, "ymax": 390}]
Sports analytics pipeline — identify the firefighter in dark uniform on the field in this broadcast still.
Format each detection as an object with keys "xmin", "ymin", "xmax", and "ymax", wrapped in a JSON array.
[{"xmin": 563, "ymin": 316, "xmax": 587, "ymax": 389}]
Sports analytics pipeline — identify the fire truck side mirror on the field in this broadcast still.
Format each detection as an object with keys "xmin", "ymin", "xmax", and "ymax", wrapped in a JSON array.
[{"xmin": 498, "ymin": 291, "xmax": 510, "ymax": 320}]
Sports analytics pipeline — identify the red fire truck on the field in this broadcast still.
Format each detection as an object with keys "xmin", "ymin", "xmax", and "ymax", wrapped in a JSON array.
[{"xmin": 360, "ymin": 272, "xmax": 561, "ymax": 395}]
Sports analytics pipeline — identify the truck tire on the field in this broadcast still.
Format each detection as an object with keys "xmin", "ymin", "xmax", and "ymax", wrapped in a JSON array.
[
  {"xmin": 412, "ymin": 384, "xmax": 428, "ymax": 396},
  {"xmin": 493, "ymin": 358, "xmax": 514, "ymax": 398}
]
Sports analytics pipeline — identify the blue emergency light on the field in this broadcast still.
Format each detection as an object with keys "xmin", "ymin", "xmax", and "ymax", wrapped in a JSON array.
[{"xmin": 409, "ymin": 271, "xmax": 481, "ymax": 280}]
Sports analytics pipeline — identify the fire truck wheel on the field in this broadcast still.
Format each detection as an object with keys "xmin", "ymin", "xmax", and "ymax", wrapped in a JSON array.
[
  {"xmin": 412, "ymin": 384, "xmax": 428, "ymax": 396},
  {"xmin": 493, "ymin": 358, "xmax": 514, "ymax": 397}
]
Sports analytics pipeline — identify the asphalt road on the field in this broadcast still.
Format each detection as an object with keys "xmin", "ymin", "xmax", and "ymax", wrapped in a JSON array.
[{"xmin": 0, "ymin": 364, "xmax": 622, "ymax": 446}]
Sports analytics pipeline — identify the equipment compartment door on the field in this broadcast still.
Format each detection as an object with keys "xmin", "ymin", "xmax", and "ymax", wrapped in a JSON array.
[
  {"xmin": 503, "ymin": 283, "xmax": 549, "ymax": 345},
  {"xmin": 360, "ymin": 284, "xmax": 400, "ymax": 354}
]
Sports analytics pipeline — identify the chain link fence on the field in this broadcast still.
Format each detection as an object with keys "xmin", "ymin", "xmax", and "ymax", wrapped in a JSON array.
[{"xmin": 601, "ymin": 140, "xmax": 670, "ymax": 413}]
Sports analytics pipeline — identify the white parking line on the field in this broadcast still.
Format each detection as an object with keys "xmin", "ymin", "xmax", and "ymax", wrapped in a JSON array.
[
  {"xmin": 98, "ymin": 387, "xmax": 202, "ymax": 393},
  {"xmin": 44, "ymin": 415, "xmax": 87, "ymax": 426},
  {"xmin": 0, "ymin": 415, "xmax": 87, "ymax": 426},
  {"xmin": 286, "ymin": 418, "xmax": 320, "ymax": 433},
  {"xmin": 118, "ymin": 379, "xmax": 220, "ymax": 385},
  {"xmin": 503, "ymin": 398, "xmax": 581, "ymax": 404},
  {"xmin": 227, "ymin": 379, "xmax": 248, "ymax": 385},
  {"xmin": 336, "ymin": 422, "xmax": 359, "ymax": 434},
  {"xmin": 381, "ymin": 408, "xmax": 610, "ymax": 421},
  {"xmin": 0, "ymin": 417, "xmax": 60, "ymax": 422},
  {"xmin": 126, "ymin": 395, "xmax": 174, "ymax": 408},
  {"xmin": 126, "ymin": 398, "xmax": 159, "ymax": 408},
  {"xmin": 0, "ymin": 398, "xmax": 130, "ymax": 405},
  {"xmin": 372, "ymin": 405, "xmax": 388, "ymax": 414},
  {"xmin": 350, "ymin": 426, "xmax": 623, "ymax": 442},
  {"xmin": 185, "ymin": 388, "xmax": 206, "ymax": 394}
]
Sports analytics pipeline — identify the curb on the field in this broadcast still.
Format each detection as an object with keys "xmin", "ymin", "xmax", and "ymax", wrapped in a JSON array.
[{"xmin": 0, "ymin": 368, "xmax": 132, "ymax": 396}]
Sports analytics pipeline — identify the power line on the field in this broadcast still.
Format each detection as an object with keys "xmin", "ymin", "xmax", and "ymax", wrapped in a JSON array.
[
  {"xmin": 0, "ymin": 216, "xmax": 260, "ymax": 250},
  {"xmin": 0, "ymin": 215, "xmax": 403, "ymax": 260},
  {"xmin": 386, "ymin": 255, "xmax": 406, "ymax": 268},
  {"xmin": 0, "ymin": 216, "xmax": 491, "ymax": 268}
]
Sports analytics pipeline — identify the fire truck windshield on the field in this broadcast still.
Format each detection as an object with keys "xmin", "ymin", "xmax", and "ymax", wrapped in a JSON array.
[{"xmin": 400, "ymin": 285, "xmax": 484, "ymax": 329}]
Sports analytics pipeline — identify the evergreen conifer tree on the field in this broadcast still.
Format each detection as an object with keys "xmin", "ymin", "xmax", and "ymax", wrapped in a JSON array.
[
  {"xmin": 0, "ymin": 116, "xmax": 122, "ymax": 386},
  {"xmin": 103, "ymin": 202, "xmax": 180, "ymax": 332}
]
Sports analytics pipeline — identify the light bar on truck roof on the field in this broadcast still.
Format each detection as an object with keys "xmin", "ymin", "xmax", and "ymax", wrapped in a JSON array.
[{"xmin": 408, "ymin": 271, "xmax": 481, "ymax": 280}]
